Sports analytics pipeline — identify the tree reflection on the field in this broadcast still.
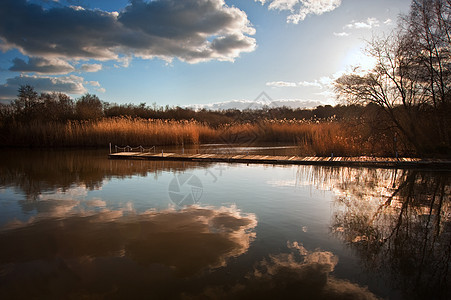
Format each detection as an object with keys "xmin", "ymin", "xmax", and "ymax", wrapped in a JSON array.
[{"xmin": 330, "ymin": 168, "xmax": 450, "ymax": 299}]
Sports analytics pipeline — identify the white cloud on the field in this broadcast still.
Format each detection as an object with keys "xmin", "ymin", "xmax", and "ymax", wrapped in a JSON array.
[
  {"xmin": 345, "ymin": 17, "xmax": 380, "ymax": 29},
  {"xmin": 86, "ymin": 80, "xmax": 105, "ymax": 94},
  {"xmin": 298, "ymin": 80, "xmax": 322, "ymax": 88},
  {"xmin": 70, "ymin": 5, "xmax": 85, "ymax": 11},
  {"xmin": 333, "ymin": 31, "xmax": 349, "ymax": 37},
  {"xmin": 268, "ymin": 0, "xmax": 299, "ymax": 11},
  {"xmin": 266, "ymin": 81, "xmax": 297, "ymax": 87},
  {"xmin": 87, "ymin": 81, "xmax": 100, "ymax": 87},
  {"xmin": 257, "ymin": 0, "xmax": 342, "ymax": 24},
  {"xmin": 384, "ymin": 18, "xmax": 393, "ymax": 25},
  {"xmin": 115, "ymin": 56, "xmax": 131, "ymax": 68},
  {"xmin": 299, "ymin": 76, "xmax": 336, "ymax": 88},
  {"xmin": 271, "ymin": 99, "xmax": 324, "ymax": 108},
  {"xmin": 265, "ymin": 74, "xmax": 338, "ymax": 91},
  {"xmin": 187, "ymin": 98, "xmax": 324, "ymax": 110},
  {"xmin": 80, "ymin": 63, "xmax": 102, "ymax": 73}
]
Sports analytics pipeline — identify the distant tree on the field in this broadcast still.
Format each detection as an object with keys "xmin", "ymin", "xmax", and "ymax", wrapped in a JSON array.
[
  {"xmin": 75, "ymin": 94, "xmax": 103, "ymax": 119},
  {"xmin": 13, "ymin": 85, "xmax": 39, "ymax": 113},
  {"xmin": 40, "ymin": 92, "xmax": 74, "ymax": 121}
]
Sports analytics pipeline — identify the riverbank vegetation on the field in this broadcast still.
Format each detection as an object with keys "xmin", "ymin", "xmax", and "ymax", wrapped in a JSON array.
[
  {"xmin": 0, "ymin": 93, "xmax": 418, "ymax": 157},
  {"xmin": 0, "ymin": 0, "xmax": 449, "ymax": 157}
]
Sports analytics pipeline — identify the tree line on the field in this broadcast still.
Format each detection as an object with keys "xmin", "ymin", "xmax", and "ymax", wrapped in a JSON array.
[{"xmin": 0, "ymin": 84, "xmax": 378, "ymax": 126}]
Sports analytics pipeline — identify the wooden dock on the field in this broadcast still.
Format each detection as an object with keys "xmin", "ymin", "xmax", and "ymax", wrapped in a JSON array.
[{"xmin": 108, "ymin": 152, "xmax": 451, "ymax": 169}]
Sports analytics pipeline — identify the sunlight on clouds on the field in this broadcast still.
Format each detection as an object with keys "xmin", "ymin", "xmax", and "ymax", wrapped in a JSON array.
[
  {"xmin": 266, "ymin": 77, "xmax": 336, "ymax": 89},
  {"xmin": 0, "ymin": 0, "xmax": 256, "ymax": 63},
  {"xmin": 0, "ymin": 0, "xmax": 259, "ymax": 98},
  {"xmin": 80, "ymin": 63, "xmax": 102, "ymax": 73},
  {"xmin": 257, "ymin": 0, "xmax": 342, "ymax": 24},
  {"xmin": 266, "ymin": 81, "xmax": 297, "ymax": 87},
  {"xmin": 9, "ymin": 57, "xmax": 75, "ymax": 74},
  {"xmin": 70, "ymin": 5, "xmax": 85, "ymax": 11},
  {"xmin": 268, "ymin": 0, "xmax": 299, "ymax": 11},
  {"xmin": 345, "ymin": 17, "xmax": 380, "ymax": 29},
  {"xmin": 298, "ymin": 80, "xmax": 323, "ymax": 88},
  {"xmin": 289, "ymin": 0, "xmax": 342, "ymax": 24}
]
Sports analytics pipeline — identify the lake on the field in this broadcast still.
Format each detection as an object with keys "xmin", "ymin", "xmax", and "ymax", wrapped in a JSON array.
[{"xmin": 0, "ymin": 148, "xmax": 449, "ymax": 299}]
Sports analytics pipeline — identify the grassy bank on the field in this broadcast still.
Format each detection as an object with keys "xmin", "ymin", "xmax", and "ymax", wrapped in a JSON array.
[{"xmin": 0, "ymin": 117, "xmax": 398, "ymax": 156}]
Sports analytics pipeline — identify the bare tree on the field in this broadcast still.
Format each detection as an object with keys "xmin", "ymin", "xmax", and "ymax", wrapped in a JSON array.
[{"xmin": 335, "ymin": 0, "xmax": 451, "ymax": 156}]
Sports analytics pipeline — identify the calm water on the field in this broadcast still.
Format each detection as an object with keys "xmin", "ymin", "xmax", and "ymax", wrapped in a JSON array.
[{"xmin": 0, "ymin": 149, "xmax": 449, "ymax": 299}]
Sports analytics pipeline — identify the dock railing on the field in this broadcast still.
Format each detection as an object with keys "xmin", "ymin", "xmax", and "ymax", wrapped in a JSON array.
[{"xmin": 112, "ymin": 145, "xmax": 156, "ymax": 153}]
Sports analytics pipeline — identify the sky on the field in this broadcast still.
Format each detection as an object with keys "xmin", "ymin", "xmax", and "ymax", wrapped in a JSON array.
[{"xmin": 0, "ymin": 0, "xmax": 412, "ymax": 109}]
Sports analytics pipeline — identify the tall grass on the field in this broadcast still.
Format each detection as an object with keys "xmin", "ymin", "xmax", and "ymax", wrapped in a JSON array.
[{"xmin": 1, "ymin": 117, "xmax": 396, "ymax": 156}]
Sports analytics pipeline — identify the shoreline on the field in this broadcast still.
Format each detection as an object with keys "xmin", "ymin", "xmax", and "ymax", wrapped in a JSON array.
[{"xmin": 109, "ymin": 152, "xmax": 451, "ymax": 169}]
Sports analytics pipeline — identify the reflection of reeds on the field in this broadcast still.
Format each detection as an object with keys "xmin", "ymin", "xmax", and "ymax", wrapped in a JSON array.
[
  {"xmin": 2, "ymin": 117, "xmax": 393, "ymax": 156},
  {"xmin": 0, "ymin": 148, "xmax": 209, "ymax": 200}
]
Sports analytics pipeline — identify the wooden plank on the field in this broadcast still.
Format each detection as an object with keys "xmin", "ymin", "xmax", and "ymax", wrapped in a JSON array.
[{"xmin": 108, "ymin": 152, "xmax": 451, "ymax": 169}]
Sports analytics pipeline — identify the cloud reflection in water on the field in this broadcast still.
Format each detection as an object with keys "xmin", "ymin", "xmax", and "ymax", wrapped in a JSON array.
[
  {"xmin": 185, "ymin": 241, "xmax": 378, "ymax": 300},
  {"xmin": 0, "ymin": 205, "xmax": 257, "ymax": 298}
]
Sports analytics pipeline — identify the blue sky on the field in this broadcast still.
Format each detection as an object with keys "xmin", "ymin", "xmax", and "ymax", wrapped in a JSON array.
[{"xmin": 0, "ymin": 0, "xmax": 411, "ymax": 108}]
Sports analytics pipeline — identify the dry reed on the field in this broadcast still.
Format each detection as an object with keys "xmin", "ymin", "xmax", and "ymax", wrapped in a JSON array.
[{"xmin": 2, "ymin": 117, "xmax": 393, "ymax": 156}]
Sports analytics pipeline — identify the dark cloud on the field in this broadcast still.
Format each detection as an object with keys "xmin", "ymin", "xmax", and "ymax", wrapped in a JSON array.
[
  {"xmin": 0, "ymin": 0, "xmax": 256, "ymax": 63},
  {"xmin": 0, "ymin": 83, "xmax": 17, "ymax": 101},
  {"xmin": 9, "ymin": 57, "xmax": 75, "ymax": 74},
  {"xmin": 0, "ymin": 75, "xmax": 87, "ymax": 99}
]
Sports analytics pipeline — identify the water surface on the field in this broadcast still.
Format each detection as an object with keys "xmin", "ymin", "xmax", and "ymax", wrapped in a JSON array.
[{"xmin": 0, "ymin": 149, "xmax": 449, "ymax": 299}]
